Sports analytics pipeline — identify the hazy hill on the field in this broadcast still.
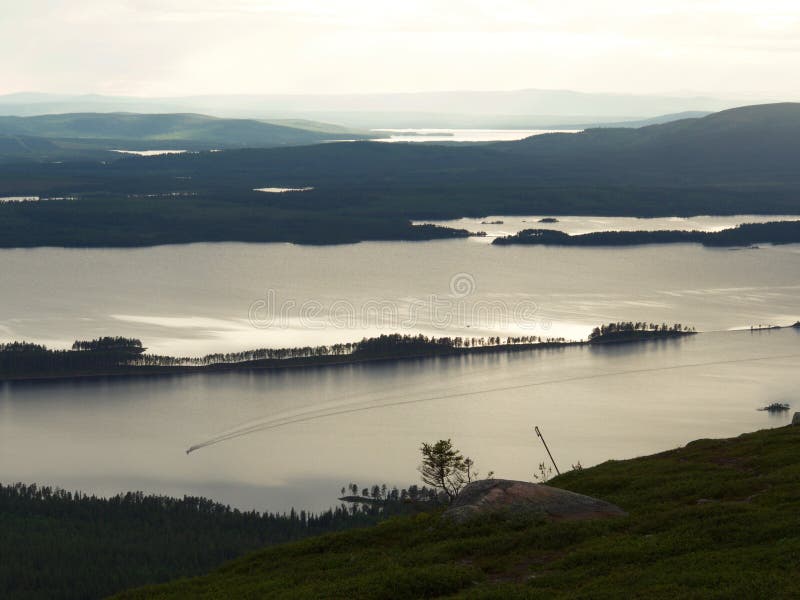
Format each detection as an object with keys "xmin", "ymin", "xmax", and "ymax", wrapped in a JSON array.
[
  {"xmin": 0, "ymin": 134, "xmax": 113, "ymax": 163},
  {"xmin": 0, "ymin": 112, "xmax": 373, "ymax": 158},
  {"xmin": 492, "ymin": 102, "xmax": 800, "ymax": 184},
  {"xmin": 0, "ymin": 89, "xmax": 749, "ymax": 127},
  {"xmin": 591, "ymin": 110, "xmax": 712, "ymax": 128},
  {"xmin": 112, "ymin": 102, "xmax": 800, "ymax": 189},
  {"xmin": 439, "ymin": 103, "xmax": 792, "ymax": 182},
  {"xmin": 0, "ymin": 93, "xmax": 193, "ymax": 117}
]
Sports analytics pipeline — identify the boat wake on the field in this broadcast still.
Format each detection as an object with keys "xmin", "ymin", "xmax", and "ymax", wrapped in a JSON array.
[{"xmin": 186, "ymin": 352, "xmax": 800, "ymax": 454}]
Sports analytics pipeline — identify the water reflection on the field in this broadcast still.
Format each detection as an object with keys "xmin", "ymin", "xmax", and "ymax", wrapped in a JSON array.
[
  {"xmin": 1, "ymin": 329, "xmax": 797, "ymax": 512},
  {"xmin": 0, "ymin": 240, "xmax": 797, "ymax": 356}
]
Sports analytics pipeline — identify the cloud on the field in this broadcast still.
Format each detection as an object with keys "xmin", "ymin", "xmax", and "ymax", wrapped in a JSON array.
[{"xmin": 0, "ymin": 0, "xmax": 798, "ymax": 96}]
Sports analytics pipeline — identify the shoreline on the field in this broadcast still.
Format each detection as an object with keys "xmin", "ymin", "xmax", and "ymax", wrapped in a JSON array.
[{"xmin": 2, "ymin": 217, "xmax": 800, "ymax": 251}]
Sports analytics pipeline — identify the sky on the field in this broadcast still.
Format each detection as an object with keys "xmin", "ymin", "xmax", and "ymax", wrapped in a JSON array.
[{"xmin": 2, "ymin": 0, "xmax": 799, "ymax": 97}]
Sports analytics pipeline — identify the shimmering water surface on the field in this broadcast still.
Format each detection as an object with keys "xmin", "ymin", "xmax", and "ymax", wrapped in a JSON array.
[
  {"xmin": 0, "ymin": 231, "xmax": 797, "ymax": 356},
  {"xmin": 0, "ymin": 228, "xmax": 798, "ymax": 511},
  {"xmin": 0, "ymin": 329, "xmax": 797, "ymax": 511}
]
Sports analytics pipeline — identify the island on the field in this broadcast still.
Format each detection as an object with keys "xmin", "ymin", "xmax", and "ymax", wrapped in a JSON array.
[
  {"xmin": 588, "ymin": 322, "xmax": 696, "ymax": 343},
  {"xmin": 0, "ymin": 333, "xmax": 570, "ymax": 381},
  {"xmin": 757, "ymin": 402, "xmax": 790, "ymax": 412},
  {"xmin": 538, "ymin": 217, "xmax": 559, "ymax": 223},
  {"xmin": 6, "ymin": 320, "xmax": 797, "ymax": 382},
  {"xmin": 492, "ymin": 221, "xmax": 800, "ymax": 247},
  {"xmin": 0, "ymin": 323, "xmax": 708, "ymax": 382}
]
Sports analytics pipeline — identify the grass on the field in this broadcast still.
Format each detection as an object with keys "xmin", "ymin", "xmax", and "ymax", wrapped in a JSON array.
[{"xmin": 114, "ymin": 425, "xmax": 800, "ymax": 599}]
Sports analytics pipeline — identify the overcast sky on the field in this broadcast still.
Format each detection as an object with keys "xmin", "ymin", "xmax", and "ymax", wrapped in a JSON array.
[{"xmin": 2, "ymin": 0, "xmax": 799, "ymax": 97}]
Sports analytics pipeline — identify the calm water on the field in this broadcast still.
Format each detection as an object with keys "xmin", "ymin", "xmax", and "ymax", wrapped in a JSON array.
[
  {"xmin": 0, "ymin": 232, "xmax": 798, "ymax": 356},
  {"xmin": 0, "ymin": 232, "xmax": 799, "ymax": 511},
  {"xmin": 0, "ymin": 329, "xmax": 797, "ymax": 512}
]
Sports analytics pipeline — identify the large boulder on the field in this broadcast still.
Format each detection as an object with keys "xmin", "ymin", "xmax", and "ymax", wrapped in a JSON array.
[
  {"xmin": 444, "ymin": 479, "xmax": 627, "ymax": 523},
  {"xmin": 792, "ymin": 412, "xmax": 800, "ymax": 426}
]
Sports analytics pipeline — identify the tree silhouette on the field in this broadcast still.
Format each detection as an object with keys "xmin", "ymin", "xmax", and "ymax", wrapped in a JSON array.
[{"xmin": 418, "ymin": 439, "xmax": 485, "ymax": 504}]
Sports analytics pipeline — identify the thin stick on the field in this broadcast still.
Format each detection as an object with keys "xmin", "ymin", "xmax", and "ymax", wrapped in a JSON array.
[{"xmin": 535, "ymin": 426, "xmax": 560, "ymax": 475}]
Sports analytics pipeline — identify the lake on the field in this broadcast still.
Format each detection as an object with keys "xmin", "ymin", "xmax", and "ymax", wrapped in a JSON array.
[
  {"xmin": 0, "ymin": 227, "xmax": 798, "ymax": 511},
  {"xmin": 370, "ymin": 128, "xmax": 580, "ymax": 142},
  {"xmin": 0, "ymin": 227, "xmax": 797, "ymax": 356},
  {"xmin": 0, "ymin": 328, "xmax": 797, "ymax": 512}
]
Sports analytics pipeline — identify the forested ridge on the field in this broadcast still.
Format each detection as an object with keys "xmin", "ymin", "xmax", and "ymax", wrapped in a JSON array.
[{"xmin": 0, "ymin": 481, "xmax": 437, "ymax": 600}]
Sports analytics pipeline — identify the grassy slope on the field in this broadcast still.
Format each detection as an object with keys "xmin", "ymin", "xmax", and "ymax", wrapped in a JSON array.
[{"xmin": 115, "ymin": 425, "xmax": 800, "ymax": 599}]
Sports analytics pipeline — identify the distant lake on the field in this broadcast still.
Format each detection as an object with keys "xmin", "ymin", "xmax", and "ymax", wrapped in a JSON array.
[
  {"xmin": 417, "ymin": 214, "xmax": 800, "ymax": 241},
  {"xmin": 253, "ymin": 187, "xmax": 314, "ymax": 193},
  {"xmin": 112, "ymin": 150, "xmax": 187, "ymax": 156},
  {"xmin": 371, "ymin": 128, "xmax": 580, "ymax": 142}
]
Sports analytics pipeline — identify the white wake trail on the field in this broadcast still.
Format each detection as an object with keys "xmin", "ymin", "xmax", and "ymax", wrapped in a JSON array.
[{"xmin": 185, "ymin": 352, "xmax": 800, "ymax": 454}]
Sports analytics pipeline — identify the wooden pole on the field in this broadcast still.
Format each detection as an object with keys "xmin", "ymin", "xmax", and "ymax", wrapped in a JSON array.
[{"xmin": 534, "ymin": 425, "xmax": 560, "ymax": 475}]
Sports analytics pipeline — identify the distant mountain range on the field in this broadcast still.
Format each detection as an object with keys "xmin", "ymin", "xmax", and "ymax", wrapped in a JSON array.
[
  {"xmin": 2, "ymin": 102, "xmax": 798, "ymax": 184},
  {"xmin": 0, "ymin": 89, "xmax": 764, "ymax": 128},
  {"xmin": 83, "ymin": 102, "xmax": 794, "ymax": 190},
  {"xmin": 0, "ymin": 106, "xmax": 725, "ymax": 163}
]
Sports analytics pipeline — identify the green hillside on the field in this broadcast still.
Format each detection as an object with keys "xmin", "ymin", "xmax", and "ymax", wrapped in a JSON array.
[{"xmin": 115, "ymin": 424, "xmax": 800, "ymax": 599}]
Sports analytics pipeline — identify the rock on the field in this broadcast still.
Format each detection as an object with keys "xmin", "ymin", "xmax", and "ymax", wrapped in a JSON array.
[
  {"xmin": 443, "ymin": 479, "xmax": 627, "ymax": 523},
  {"xmin": 792, "ymin": 412, "xmax": 800, "ymax": 426}
]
